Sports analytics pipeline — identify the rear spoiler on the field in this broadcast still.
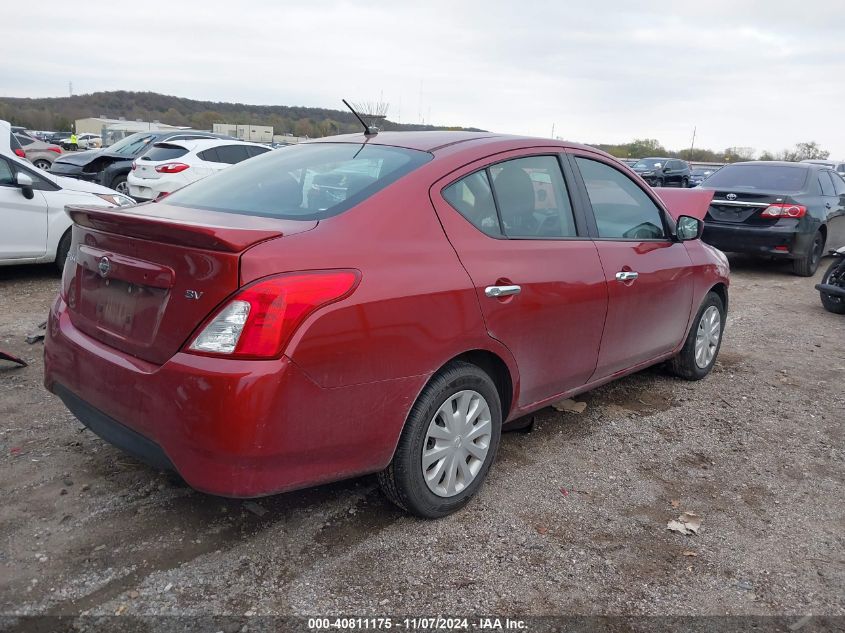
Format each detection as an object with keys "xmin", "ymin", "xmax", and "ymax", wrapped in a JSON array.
[
  {"xmin": 66, "ymin": 204, "xmax": 315, "ymax": 252},
  {"xmin": 653, "ymin": 188, "xmax": 714, "ymax": 221}
]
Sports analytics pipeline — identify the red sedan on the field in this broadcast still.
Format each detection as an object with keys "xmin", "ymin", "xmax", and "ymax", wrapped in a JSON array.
[{"xmin": 44, "ymin": 132, "xmax": 729, "ymax": 518}]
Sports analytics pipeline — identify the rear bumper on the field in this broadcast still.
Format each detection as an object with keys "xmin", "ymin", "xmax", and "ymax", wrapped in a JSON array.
[
  {"xmin": 702, "ymin": 221, "xmax": 810, "ymax": 259},
  {"xmin": 44, "ymin": 296, "xmax": 425, "ymax": 497}
]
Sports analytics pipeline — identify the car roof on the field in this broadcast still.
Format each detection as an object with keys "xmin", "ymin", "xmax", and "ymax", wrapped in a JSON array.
[
  {"xmin": 306, "ymin": 130, "xmax": 612, "ymax": 157},
  {"xmin": 156, "ymin": 138, "xmax": 266, "ymax": 151},
  {"xmin": 729, "ymin": 160, "xmax": 814, "ymax": 169}
]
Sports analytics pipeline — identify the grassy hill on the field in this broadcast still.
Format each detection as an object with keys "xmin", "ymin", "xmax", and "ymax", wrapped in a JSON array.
[{"xmin": 0, "ymin": 90, "xmax": 484, "ymax": 137}]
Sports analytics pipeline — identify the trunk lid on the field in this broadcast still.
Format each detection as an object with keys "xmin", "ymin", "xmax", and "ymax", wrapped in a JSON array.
[
  {"xmin": 704, "ymin": 189, "xmax": 790, "ymax": 224},
  {"xmin": 63, "ymin": 203, "xmax": 317, "ymax": 364}
]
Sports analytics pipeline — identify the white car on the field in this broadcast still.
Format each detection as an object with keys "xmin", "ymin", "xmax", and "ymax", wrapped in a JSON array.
[
  {"xmin": 1, "ymin": 120, "xmax": 134, "ymax": 270},
  {"xmin": 62, "ymin": 133, "xmax": 102, "ymax": 151},
  {"xmin": 127, "ymin": 138, "xmax": 271, "ymax": 201}
]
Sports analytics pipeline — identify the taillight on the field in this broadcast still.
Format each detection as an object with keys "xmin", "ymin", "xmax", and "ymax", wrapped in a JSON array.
[
  {"xmin": 155, "ymin": 163, "xmax": 189, "ymax": 174},
  {"xmin": 186, "ymin": 270, "xmax": 360, "ymax": 359},
  {"xmin": 48, "ymin": 145, "xmax": 62, "ymax": 154},
  {"xmin": 760, "ymin": 203, "xmax": 806, "ymax": 218},
  {"xmin": 13, "ymin": 148, "xmax": 25, "ymax": 158},
  {"xmin": 131, "ymin": 161, "xmax": 137, "ymax": 171}
]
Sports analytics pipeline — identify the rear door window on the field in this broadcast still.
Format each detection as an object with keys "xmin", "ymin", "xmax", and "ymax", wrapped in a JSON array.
[
  {"xmin": 489, "ymin": 156, "xmax": 577, "ymax": 238},
  {"xmin": 214, "ymin": 145, "xmax": 250, "ymax": 164},
  {"xmin": 246, "ymin": 146, "xmax": 271, "ymax": 158},
  {"xmin": 166, "ymin": 142, "xmax": 431, "ymax": 220},
  {"xmin": 819, "ymin": 172, "xmax": 836, "ymax": 197},
  {"xmin": 197, "ymin": 148, "xmax": 220, "ymax": 163},
  {"xmin": 575, "ymin": 157, "xmax": 666, "ymax": 240},
  {"xmin": 831, "ymin": 172, "xmax": 845, "ymax": 196}
]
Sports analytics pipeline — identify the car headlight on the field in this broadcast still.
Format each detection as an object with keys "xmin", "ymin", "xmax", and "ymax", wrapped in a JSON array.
[{"xmin": 93, "ymin": 193, "xmax": 135, "ymax": 207}]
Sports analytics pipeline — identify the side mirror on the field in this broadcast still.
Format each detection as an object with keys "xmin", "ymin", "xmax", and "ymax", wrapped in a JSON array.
[
  {"xmin": 663, "ymin": 166, "xmax": 671, "ymax": 173},
  {"xmin": 16, "ymin": 172, "xmax": 35, "ymax": 200},
  {"xmin": 677, "ymin": 215, "xmax": 703, "ymax": 241}
]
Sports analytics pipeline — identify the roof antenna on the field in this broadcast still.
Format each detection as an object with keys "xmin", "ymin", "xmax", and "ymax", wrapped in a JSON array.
[{"xmin": 342, "ymin": 99, "xmax": 379, "ymax": 137}]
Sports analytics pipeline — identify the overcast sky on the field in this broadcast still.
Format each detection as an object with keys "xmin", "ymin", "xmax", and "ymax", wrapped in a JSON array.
[{"xmin": 2, "ymin": 1, "xmax": 843, "ymax": 157}]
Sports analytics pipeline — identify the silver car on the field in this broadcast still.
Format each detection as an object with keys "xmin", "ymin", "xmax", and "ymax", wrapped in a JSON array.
[{"xmin": 15, "ymin": 133, "xmax": 63, "ymax": 170}]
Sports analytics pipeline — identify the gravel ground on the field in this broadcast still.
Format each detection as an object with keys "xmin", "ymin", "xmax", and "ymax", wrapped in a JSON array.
[{"xmin": 0, "ymin": 255, "xmax": 843, "ymax": 621}]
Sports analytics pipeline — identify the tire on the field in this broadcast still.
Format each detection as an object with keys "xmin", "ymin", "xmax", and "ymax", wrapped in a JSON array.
[
  {"xmin": 653, "ymin": 178, "xmax": 664, "ymax": 187},
  {"xmin": 378, "ymin": 361, "xmax": 502, "ymax": 518},
  {"xmin": 111, "ymin": 174, "xmax": 129, "ymax": 195},
  {"xmin": 681, "ymin": 177, "xmax": 689, "ymax": 188},
  {"xmin": 55, "ymin": 230, "xmax": 72, "ymax": 273},
  {"xmin": 667, "ymin": 291, "xmax": 725, "ymax": 380},
  {"xmin": 33, "ymin": 159, "xmax": 51, "ymax": 171},
  {"xmin": 792, "ymin": 230, "xmax": 825, "ymax": 277},
  {"xmin": 819, "ymin": 259, "xmax": 845, "ymax": 314}
]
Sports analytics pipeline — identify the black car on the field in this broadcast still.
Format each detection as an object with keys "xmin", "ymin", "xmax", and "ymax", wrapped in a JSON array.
[
  {"xmin": 689, "ymin": 166, "xmax": 720, "ymax": 187},
  {"xmin": 631, "ymin": 157, "xmax": 691, "ymax": 187},
  {"xmin": 48, "ymin": 130, "xmax": 231, "ymax": 194},
  {"xmin": 700, "ymin": 161, "xmax": 845, "ymax": 276}
]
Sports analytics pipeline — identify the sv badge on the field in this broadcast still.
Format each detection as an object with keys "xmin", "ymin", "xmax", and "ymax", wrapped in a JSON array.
[{"xmin": 185, "ymin": 290, "xmax": 204, "ymax": 300}]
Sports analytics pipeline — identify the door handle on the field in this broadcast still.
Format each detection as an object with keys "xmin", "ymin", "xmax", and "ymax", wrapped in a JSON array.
[
  {"xmin": 615, "ymin": 271, "xmax": 639, "ymax": 282},
  {"xmin": 485, "ymin": 285, "xmax": 522, "ymax": 298},
  {"xmin": 825, "ymin": 202, "xmax": 832, "ymax": 209}
]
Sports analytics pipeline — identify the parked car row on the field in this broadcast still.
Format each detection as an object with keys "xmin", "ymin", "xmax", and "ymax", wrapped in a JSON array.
[
  {"xmin": 48, "ymin": 130, "xmax": 263, "ymax": 196},
  {"xmin": 0, "ymin": 119, "xmax": 135, "ymax": 270}
]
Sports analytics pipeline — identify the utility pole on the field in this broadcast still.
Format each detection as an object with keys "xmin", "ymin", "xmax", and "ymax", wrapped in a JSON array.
[
  {"xmin": 68, "ymin": 81, "xmax": 73, "ymax": 97},
  {"xmin": 551, "ymin": 123, "xmax": 555, "ymax": 139},
  {"xmin": 689, "ymin": 126, "xmax": 696, "ymax": 159}
]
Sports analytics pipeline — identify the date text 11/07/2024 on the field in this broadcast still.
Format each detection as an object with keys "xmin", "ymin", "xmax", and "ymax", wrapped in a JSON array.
[{"xmin": 306, "ymin": 617, "xmax": 527, "ymax": 630}]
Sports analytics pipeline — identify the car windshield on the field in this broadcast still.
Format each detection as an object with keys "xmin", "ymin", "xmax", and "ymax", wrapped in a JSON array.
[
  {"xmin": 703, "ymin": 164, "xmax": 808, "ymax": 192},
  {"xmin": 632, "ymin": 159, "xmax": 663, "ymax": 169},
  {"xmin": 166, "ymin": 142, "xmax": 432, "ymax": 220},
  {"xmin": 107, "ymin": 133, "xmax": 159, "ymax": 157}
]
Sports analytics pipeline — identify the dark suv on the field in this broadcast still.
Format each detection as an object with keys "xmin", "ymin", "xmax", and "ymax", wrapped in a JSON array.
[
  {"xmin": 631, "ymin": 157, "xmax": 691, "ymax": 187},
  {"xmin": 49, "ymin": 130, "xmax": 232, "ymax": 194}
]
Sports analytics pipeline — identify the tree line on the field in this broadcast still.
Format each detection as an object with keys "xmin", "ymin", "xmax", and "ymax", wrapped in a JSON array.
[
  {"xmin": 592, "ymin": 138, "xmax": 831, "ymax": 163},
  {"xmin": 0, "ymin": 90, "xmax": 483, "ymax": 137}
]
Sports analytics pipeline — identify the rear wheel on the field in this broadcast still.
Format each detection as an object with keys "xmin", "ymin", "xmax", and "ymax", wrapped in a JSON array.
[
  {"xmin": 819, "ymin": 259, "xmax": 845, "ymax": 314},
  {"xmin": 33, "ymin": 159, "xmax": 51, "ymax": 171},
  {"xmin": 55, "ymin": 230, "xmax": 71, "ymax": 273},
  {"xmin": 378, "ymin": 361, "xmax": 502, "ymax": 518},
  {"xmin": 681, "ymin": 177, "xmax": 689, "ymax": 188},
  {"xmin": 667, "ymin": 291, "xmax": 725, "ymax": 380},
  {"xmin": 793, "ymin": 231, "xmax": 824, "ymax": 277}
]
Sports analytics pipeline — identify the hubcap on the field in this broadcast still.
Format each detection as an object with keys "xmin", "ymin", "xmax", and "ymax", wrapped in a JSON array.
[
  {"xmin": 422, "ymin": 390, "xmax": 492, "ymax": 498},
  {"xmin": 694, "ymin": 306, "xmax": 721, "ymax": 369},
  {"xmin": 115, "ymin": 181, "xmax": 129, "ymax": 194}
]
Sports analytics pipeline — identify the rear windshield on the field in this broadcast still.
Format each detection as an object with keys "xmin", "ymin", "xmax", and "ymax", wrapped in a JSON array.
[
  {"xmin": 703, "ymin": 164, "xmax": 808, "ymax": 192},
  {"xmin": 166, "ymin": 142, "xmax": 432, "ymax": 220},
  {"xmin": 140, "ymin": 143, "xmax": 189, "ymax": 161}
]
